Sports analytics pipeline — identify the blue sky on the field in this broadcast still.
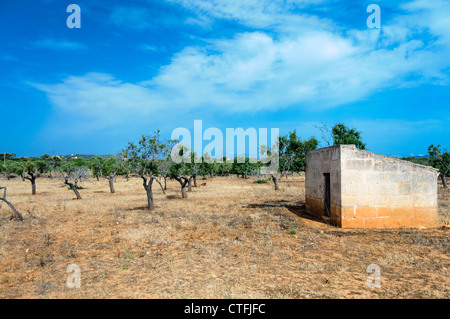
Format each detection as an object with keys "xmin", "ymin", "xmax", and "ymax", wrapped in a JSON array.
[{"xmin": 1, "ymin": 0, "xmax": 449, "ymax": 158}]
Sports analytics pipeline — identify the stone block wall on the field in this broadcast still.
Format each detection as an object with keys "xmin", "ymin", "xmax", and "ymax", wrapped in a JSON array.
[
  {"xmin": 305, "ymin": 145, "xmax": 342, "ymax": 226},
  {"xmin": 305, "ymin": 145, "xmax": 439, "ymax": 229},
  {"xmin": 340, "ymin": 145, "xmax": 438, "ymax": 228}
]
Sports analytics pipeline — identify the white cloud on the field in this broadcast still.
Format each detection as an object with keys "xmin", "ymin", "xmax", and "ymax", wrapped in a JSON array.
[
  {"xmin": 168, "ymin": 0, "xmax": 331, "ymax": 31},
  {"xmin": 32, "ymin": 73, "xmax": 167, "ymax": 127},
  {"xmin": 34, "ymin": 0, "xmax": 450, "ymax": 128}
]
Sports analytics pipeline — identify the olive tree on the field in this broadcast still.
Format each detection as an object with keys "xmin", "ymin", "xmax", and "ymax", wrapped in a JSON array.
[
  {"xmin": 0, "ymin": 161, "xmax": 17, "ymax": 180},
  {"xmin": 17, "ymin": 161, "xmax": 39, "ymax": 195},
  {"xmin": 60, "ymin": 166, "xmax": 90, "ymax": 200},
  {"xmin": 232, "ymin": 155, "xmax": 259, "ymax": 179},
  {"xmin": 215, "ymin": 157, "xmax": 233, "ymax": 176},
  {"xmin": 428, "ymin": 144, "xmax": 450, "ymax": 188},
  {"xmin": 99, "ymin": 156, "xmax": 121, "ymax": 193},
  {"xmin": 169, "ymin": 145, "xmax": 191, "ymax": 198},
  {"xmin": 260, "ymin": 144, "xmax": 280, "ymax": 191},
  {"xmin": 200, "ymin": 153, "xmax": 217, "ymax": 178},
  {"xmin": 122, "ymin": 130, "xmax": 172, "ymax": 210},
  {"xmin": 279, "ymin": 131, "xmax": 318, "ymax": 177},
  {"xmin": 158, "ymin": 158, "xmax": 171, "ymax": 190},
  {"xmin": 46, "ymin": 156, "xmax": 62, "ymax": 178},
  {"xmin": 187, "ymin": 152, "xmax": 201, "ymax": 190},
  {"xmin": 0, "ymin": 186, "xmax": 23, "ymax": 221},
  {"xmin": 90, "ymin": 156, "xmax": 105, "ymax": 181},
  {"xmin": 332, "ymin": 123, "xmax": 366, "ymax": 150}
]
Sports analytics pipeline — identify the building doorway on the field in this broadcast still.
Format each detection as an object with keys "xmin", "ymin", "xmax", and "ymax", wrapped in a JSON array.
[{"xmin": 324, "ymin": 173, "xmax": 331, "ymax": 217}]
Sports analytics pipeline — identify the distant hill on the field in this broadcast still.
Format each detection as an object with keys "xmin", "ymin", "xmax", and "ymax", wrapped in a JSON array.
[{"xmin": 400, "ymin": 156, "xmax": 431, "ymax": 166}]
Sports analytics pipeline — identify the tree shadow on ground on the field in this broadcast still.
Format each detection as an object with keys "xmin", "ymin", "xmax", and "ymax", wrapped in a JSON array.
[
  {"xmin": 165, "ymin": 195, "xmax": 181, "ymax": 200},
  {"xmin": 126, "ymin": 206, "xmax": 150, "ymax": 211},
  {"xmin": 246, "ymin": 199, "xmax": 327, "ymax": 225}
]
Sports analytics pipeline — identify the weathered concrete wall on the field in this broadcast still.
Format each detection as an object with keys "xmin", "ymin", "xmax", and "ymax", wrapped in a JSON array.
[
  {"xmin": 305, "ymin": 146, "xmax": 342, "ymax": 226},
  {"xmin": 305, "ymin": 145, "xmax": 439, "ymax": 229},
  {"xmin": 340, "ymin": 145, "xmax": 439, "ymax": 228}
]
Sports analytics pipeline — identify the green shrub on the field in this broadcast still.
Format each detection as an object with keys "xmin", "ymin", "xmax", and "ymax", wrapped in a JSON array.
[{"xmin": 253, "ymin": 179, "xmax": 268, "ymax": 184}]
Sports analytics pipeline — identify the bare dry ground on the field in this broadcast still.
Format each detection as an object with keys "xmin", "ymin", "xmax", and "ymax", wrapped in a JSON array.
[{"xmin": 0, "ymin": 175, "xmax": 449, "ymax": 299}]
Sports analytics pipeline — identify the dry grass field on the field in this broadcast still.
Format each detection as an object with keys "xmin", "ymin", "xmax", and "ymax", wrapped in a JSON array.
[{"xmin": 0, "ymin": 175, "xmax": 449, "ymax": 299}]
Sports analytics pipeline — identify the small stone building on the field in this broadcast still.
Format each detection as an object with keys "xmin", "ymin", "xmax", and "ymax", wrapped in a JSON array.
[{"xmin": 305, "ymin": 145, "xmax": 439, "ymax": 228}]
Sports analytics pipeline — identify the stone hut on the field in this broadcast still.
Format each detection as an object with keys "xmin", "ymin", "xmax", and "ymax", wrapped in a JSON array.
[{"xmin": 305, "ymin": 145, "xmax": 439, "ymax": 228}]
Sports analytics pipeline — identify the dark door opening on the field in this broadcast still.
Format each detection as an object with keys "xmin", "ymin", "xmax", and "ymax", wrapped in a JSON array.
[{"xmin": 324, "ymin": 173, "xmax": 331, "ymax": 217}]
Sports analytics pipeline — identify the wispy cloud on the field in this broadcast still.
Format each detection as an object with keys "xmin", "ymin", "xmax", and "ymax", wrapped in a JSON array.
[
  {"xmin": 139, "ymin": 44, "xmax": 160, "ymax": 53},
  {"xmin": 168, "ymin": 0, "xmax": 331, "ymax": 31},
  {"xmin": 31, "ymin": 73, "xmax": 163, "ymax": 126},
  {"xmin": 33, "ymin": 0, "xmax": 450, "ymax": 132}
]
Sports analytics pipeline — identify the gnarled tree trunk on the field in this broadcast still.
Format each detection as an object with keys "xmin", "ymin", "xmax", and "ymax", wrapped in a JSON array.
[
  {"xmin": 271, "ymin": 174, "xmax": 280, "ymax": 191},
  {"xmin": 143, "ymin": 177, "xmax": 154, "ymax": 210},
  {"xmin": 188, "ymin": 176, "xmax": 193, "ymax": 192},
  {"xmin": 175, "ymin": 176, "xmax": 189, "ymax": 198},
  {"xmin": 109, "ymin": 176, "xmax": 115, "ymax": 193},
  {"xmin": 0, "ymin": 187, "xmax": 23, "ymax": 221},
  {"xmin": 30, "ymin": 176, "xmax": 37, "ymax": 195},
  {"xmin": 142, "ymin": 174, "xmax": 165, "ymax": 210},
  {"xmin": 441, "ymin": 172, "xmax": 448, "ymax": 189},
  {"xmin": 20, "ymin": 166, "xmax": 38, "ymax": 195},
  {"xmin": 64, "ymin": 176, "xmax": 82, "ymax": 199},
  {"xmin": 102, "ymin": 175, "xmax": 116, "ymax": 193}
]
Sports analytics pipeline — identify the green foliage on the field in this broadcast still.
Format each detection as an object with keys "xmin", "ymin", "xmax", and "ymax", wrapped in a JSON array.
[
  {"xmin": 332, "ymin": 123, "xmax": 366, "ymax": 150},
  {"xmin": 90, "ymin": 156, "xmax": 105, "ymax": 178},
  {"xmin": 72, "ymin": 158, "xmax": 88, "ymax": 168},
  {"xmin": 103, "ymin": 157, "xmax": 121, "ymax": 175},
  {"xmin": 232, "ymin": 155, "xmax": 260, "ymax": 177},
  {"xmin": 1, "ymin": 152, "xmax": 16, "ymax": 160},
  {"xmin": 61, "ymin": 159, "xmax": 76, "ymax": 175},
  {"xmin": 199, "ymin": 152, "xmax": 217, "ymax": 176},
  {"xmin": 17, "ymin": 159, "xmax": 47, "ymax": 175},
  {"xmin": 46, "ymin": 156, "xmax": 62, "ymax": 171},
  {"xmin": 34, "ymin": 160, "xmax": 48, "ymax": 173},
  {"xmin": 428, "ymin": 144, "xmax": 450, "ymax": 175},
  {"xmin": 279, "ymin": 130, "xmax": 319, "ymax": 173},
  {"xmin": 90, "ymin": 156, "xmax": 121, "ymax": 177},
  {"xmin": 288, "ymin": 223, "xmax": 298, "ymax": 235},
  {"xmin": 11, "ymin": 162, "xmax": 23, "ymax": 176},
  {"xmin": 122, "ymin": 130, "xmax": 175, "ymax": 177},
  {"xmin": 0, "ymin": 161, "xmax": 11, "ymax": 175},
  {"xmin": 167, "ymin": 144, "xmax": 190, "ymax": 179},
  {"xmin": 216, "ymin": 163, "xmax": 233, "ymax": 175},
  {"xmin": 400, "ymin": 156, "xmax": 431, "ymax": 166},
  {"xmin": 25, "ymin": 161, "xmax": 36, "ymax": 174}
]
